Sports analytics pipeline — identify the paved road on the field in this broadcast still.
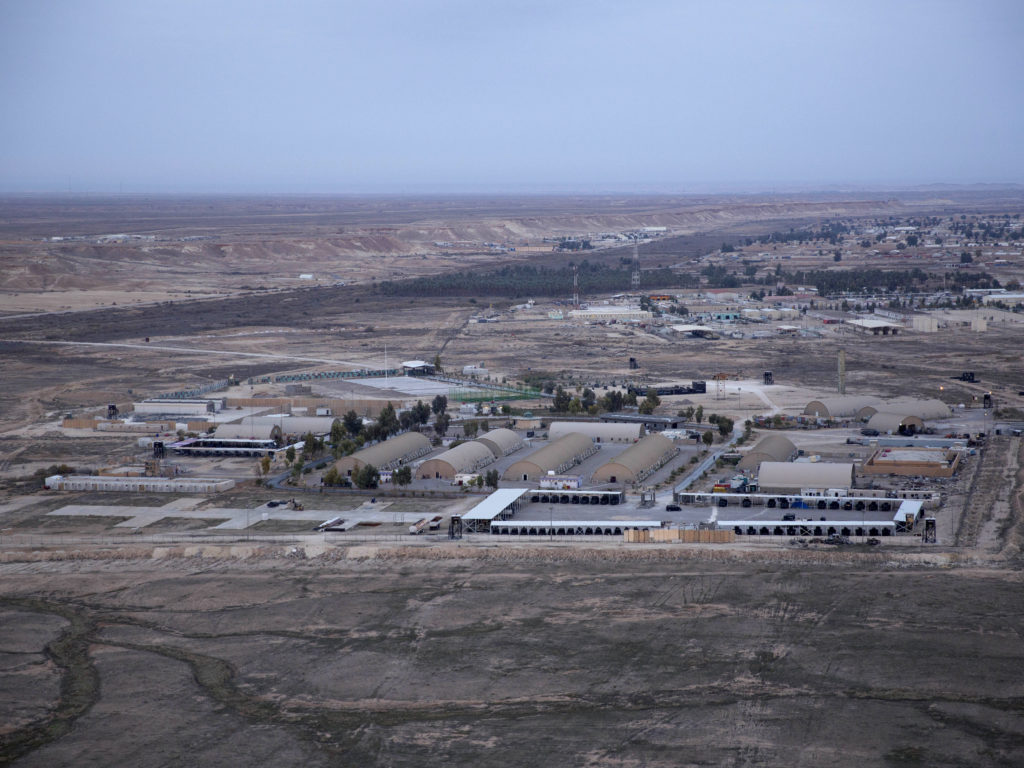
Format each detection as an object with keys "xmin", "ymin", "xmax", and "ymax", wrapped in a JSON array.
[{"xmin": 0, "ymin": 338, "xmax": 379, "ymax": 368}]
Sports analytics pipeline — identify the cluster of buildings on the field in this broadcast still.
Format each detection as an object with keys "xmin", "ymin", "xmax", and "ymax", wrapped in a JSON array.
[
  {"xmin": 328, "ymin": 421, "xmax": 680, "ymax": 489},
  {"xmin": 721, "ymin": 395, "xmax": 967, "ymax": 508}
]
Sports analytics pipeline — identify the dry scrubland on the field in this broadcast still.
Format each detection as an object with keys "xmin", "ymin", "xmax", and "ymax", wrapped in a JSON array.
[
  {"xmin": 2, "ymin": 193, "xmax": 1024, "ymax": 766},
  {"xmin": 2, "ymin": 547, "xmax": 1024, "ymax": 767}
]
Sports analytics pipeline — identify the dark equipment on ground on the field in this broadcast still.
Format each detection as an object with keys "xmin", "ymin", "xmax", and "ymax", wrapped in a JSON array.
[
  {"xmin": 923, "ymin": 517, "xmax": 937, "ymax": 543},
  {"xmin": 628, "ymin": 381, "xmax": 706, "ymax": 397}
]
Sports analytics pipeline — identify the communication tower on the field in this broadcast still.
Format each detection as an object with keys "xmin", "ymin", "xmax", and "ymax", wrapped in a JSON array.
[
  {"xmin": 572, "ymin": 264, "xmax": 579, "ymax": 308},
  {"xmin": 631, "ymin": 239, "xmax": 640, "ymax": 291}
]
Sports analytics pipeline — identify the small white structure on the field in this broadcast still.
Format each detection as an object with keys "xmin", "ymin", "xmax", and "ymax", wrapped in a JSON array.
[
  {"xmin": 982, "ymin": 292, "xmax": 1024, "ymax": 305},
  {"xmin": 44, "ymin": 475, "xmax": 235, "ymax": 493},
  {"xmin": 847, "ymin": 317, "xmax": 901, "ymax": 335},
  {"xmin": 911, "ymin": 315, "xmax": 939, "ymax": 332},
  {"xmin": 133, "ymin": 399, "xmax": 220, "ymax": 417},
  {"xmin": 539, "ymin": 473, "xmax": 583, "ymax": 489},
  {"xmin": 569, "ymin": 306, "xmax": 652, "ymax": 322}
]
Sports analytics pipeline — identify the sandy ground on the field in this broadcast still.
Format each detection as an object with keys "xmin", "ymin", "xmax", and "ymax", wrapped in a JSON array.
[
  {"xmin": 0, "ymin": 289, "xmax": 228, "ymax": 315},
  {"xmin": 2, "ymin": 548, "xmax": 1023, "ymax": 767}
]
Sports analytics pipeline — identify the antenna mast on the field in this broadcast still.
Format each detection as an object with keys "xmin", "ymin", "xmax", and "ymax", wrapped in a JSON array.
[
  {"xmin": 572, "ymin": 264, "xmax": 579, "ymax": 308},
  {"xmin": 631, "ymin": 238, "xmax": 640, "ymax": 291}
]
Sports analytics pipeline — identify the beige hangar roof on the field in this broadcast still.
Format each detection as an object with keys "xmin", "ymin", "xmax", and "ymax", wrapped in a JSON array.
[
  {"xmin": 882, "ymin": 397, "xmax": 951, "ymax": 421},
  {"xmin": 591, "ymin": 434, "xmax": 677, "ymax": 484},
  {"xmin": 803, "ymin": 397, "xmax": 883, "ymax": 421},
  {"xmin": 548, "ymin": 421, "xmax": 642, "ymax": 443},
  {"xmin": 214, "ymin": 423, "xmax": 283, "ymax": 442},
  {"xmin": 418, "ymin": 441, "xmax": 496, "ymax": 479},
  {"xmin": 757, "ymin": 461, "xmax": 855, "ymax": 492},
  {"xmin": 242, "ymin": 416, "xmax": 340, "ymax": 436},
  {"xmin": 503, "ymin": 433, "xmax": 598, "ymax": 481},
  {"xmin": 865, "ymin": 411, "xmax": 926, "ymax": 434},
  {"xmin": 476, "ymin": 428, "xmax": 525, "ymax": 457},
  {"xmin": 334, "ymin": 432, "xmax": 432, "ymax": 475},
  {"xmin": 737, "ymin": 434, "xmax": 798, "ymax": 471}
]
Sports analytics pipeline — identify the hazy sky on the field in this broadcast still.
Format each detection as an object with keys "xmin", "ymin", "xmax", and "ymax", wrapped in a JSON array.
[{"xmin": 2, "ymin": 0, "xmax": 1022, "ymax": 193}]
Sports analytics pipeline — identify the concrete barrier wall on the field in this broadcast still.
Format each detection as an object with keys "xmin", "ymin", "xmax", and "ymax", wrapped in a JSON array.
[{"xmin": 629, "ymin": 529, "xmax": 735, "ymax": 544}]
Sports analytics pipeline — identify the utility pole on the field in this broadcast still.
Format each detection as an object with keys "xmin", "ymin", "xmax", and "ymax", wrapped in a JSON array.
[{"xmin": 631, "ymin": 239, "xmax": 640, "ymax": 292}]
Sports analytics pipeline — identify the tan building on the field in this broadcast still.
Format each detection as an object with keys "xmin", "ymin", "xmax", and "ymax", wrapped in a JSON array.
[
  {"xmin": 225, "ymin": 397, "xmax": 409, "ymax": 418},
  {"xmin": 881, "ymin": 398, "xmax": 951, "ymax": 421},
  {"xmin": 737, "ymin": 435, "xmax": 798, "ymax": 472},
  {"xmin": 864, "ymin": 411, "xmax": 925, "ymax": 435},
  {"xmin": 591, "ymin": 434, "xmax": 678, "ymax": 485},
  {"xmin": 334, "ymin": 432, "xmax": 432, "ymax": 477},
  {"xmin": 214, "ymin": 423, "xmax": 283, "ymax": 443},
  {"xmin": 757, "ymin": 461, "xmax": 855, "ymax": 493},
  {"xmin": 861, "ymin": 447, "xmax": 962, "ymax": 478},
  {"xmin": 418, "ymin": 441, "xmax": 496, "ymax": 480},
  {"xmin": 548, "ymin": 421, "xmax": 642, "ymax": 444},
  {"xmin": 503, "ymin": 433, "xmax": 598, "ymax": 482},
  {"xmin": 476, "ymin": 428, "xmax": 525, "ymax": 457},
  {"xmin": 803, "ymin": 397, "xmax": 882, "ymax": 421},
  {"xmin": 240, "ymin": 416, "xmax": 340, "ymax": 437},
  {"xmin": 804, "ymin": 396, "xmax": 950, "ymax": 423}
]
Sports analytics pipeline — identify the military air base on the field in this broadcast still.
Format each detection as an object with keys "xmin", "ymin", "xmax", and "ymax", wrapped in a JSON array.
[{"xmin": 2, "ymin": 2, "xmax": 1024, "ymax": 766}]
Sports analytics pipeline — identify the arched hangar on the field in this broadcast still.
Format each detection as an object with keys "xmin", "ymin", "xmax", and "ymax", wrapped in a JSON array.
[
  {"xmin": 591, "ymin": 434, "xmax": 678, "ymax": 484},
  {"xmin": 503, "ymin": 433, "xmax": 598, "ymax": 482},
  {"xmin": 334, "ymin": 432, "xmax": 432, "ymax": 477}
]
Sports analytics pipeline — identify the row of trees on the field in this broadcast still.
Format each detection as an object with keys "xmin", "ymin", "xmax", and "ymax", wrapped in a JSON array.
[
  {"xmin": 376, "ymin": 262, "xmax": 698, "ymax": 299},
  {"xmin": 327, "ymin": 395, "xmax": 450, "ymax": 448},
  {"xmin": 550, "ymin": 386, "xmax": 638, "ymax": 415},
  {"xmin": 322, "ymin": 462, "xmax": 501, "ymax": 491}
]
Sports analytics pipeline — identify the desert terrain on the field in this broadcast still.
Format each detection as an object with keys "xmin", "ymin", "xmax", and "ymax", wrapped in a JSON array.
[{"xmin": 2, "ymin": 192, "xmax": 1024, "ymax": 766}]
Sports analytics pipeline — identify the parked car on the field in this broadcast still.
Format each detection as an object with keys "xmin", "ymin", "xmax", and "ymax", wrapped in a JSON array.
[
  {"xmin": 665, "ymin": 504, "xmax": 681, "ymax": 512},
  {"xmin": 860, "ymin": 428, "xmax": 880, "ymax": 436}
]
